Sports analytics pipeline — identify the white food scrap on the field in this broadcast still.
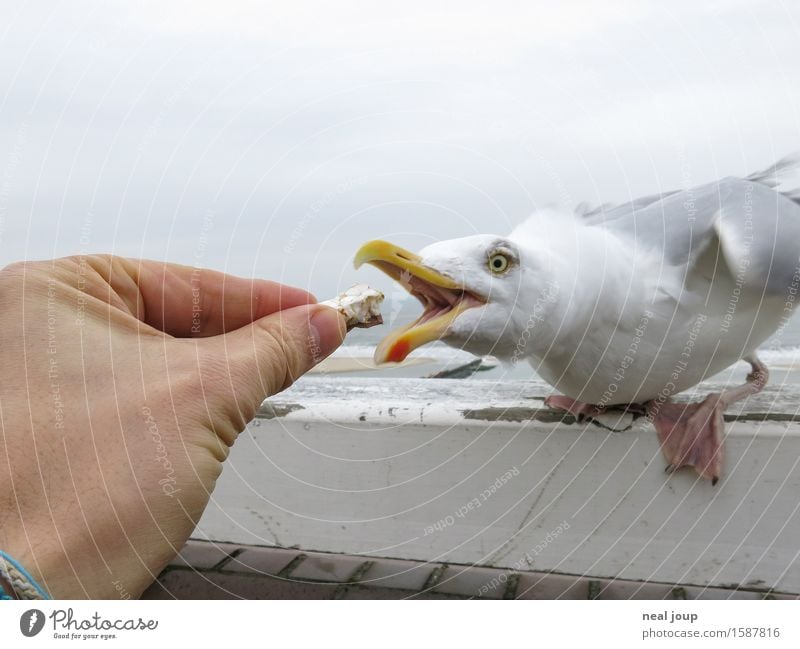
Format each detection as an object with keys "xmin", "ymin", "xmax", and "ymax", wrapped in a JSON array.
[{"xmin": 321, "ymin": 283, "xmax": 384, "ymax": 329}]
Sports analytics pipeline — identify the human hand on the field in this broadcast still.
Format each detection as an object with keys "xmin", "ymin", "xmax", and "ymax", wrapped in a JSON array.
[{"xmin": 0, "ymin": 255, "xmax": 345, "ymax": 598}]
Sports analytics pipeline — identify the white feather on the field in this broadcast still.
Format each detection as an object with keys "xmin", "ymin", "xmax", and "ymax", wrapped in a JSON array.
[{"xmin": 420, "ymin": 166, "xmax": 800, "ymax": 405}]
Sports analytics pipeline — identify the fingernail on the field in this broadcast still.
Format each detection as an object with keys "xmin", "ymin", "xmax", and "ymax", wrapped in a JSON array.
[{"xmin": 308, "ymin": 305, "xmax": 346, "ymax": 363}]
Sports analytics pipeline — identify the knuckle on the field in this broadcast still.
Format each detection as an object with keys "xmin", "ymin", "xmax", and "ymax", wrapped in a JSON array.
[
  {"xmin": 157, "ymin": 345, "xmax": 250, "ymax": 446},
  {"xmin": 254, "ymin": 320, "xmax": 308, "ymax": 394},
  {"xmin": 1, "ymin": 260, "xmax": 29, "ymax": 275},
  {"xmin": 0, "ymin": 260, "xmax": 50, "ymax": 299},
  {"xmin": 196, "ymin": 345, "xmax": 261, "ymax": 428},
  {"xmin": 0, "ymin": 259, "xmax": 45, "ymax": 282},
  {"xmin": 254, "ymin": 331, "xmax": 290, "ymax": 393}
]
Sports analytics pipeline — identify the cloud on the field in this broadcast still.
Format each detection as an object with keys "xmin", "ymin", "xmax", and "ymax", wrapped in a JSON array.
[
  {"xmin": 132, "ymin": 0, "xmax": 651, "ymax": 56},
  {"xmin": 1, "ymin": 0, "xmax": 799, "ymax": 298}
]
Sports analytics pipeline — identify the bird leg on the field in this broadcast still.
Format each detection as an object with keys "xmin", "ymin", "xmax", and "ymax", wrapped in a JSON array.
[
  {"xmin": 544, "ymin": 396, "xmax": 647, "ymax": 420},
  {"xmin": 543, "ymin": 395, "xmax": 607, "ymax": 422},
  {"xmin": 543, "ymin": 355, "xmax": 767, "ymax": 483},
  {"xmin": 646, "ymin": 355, "xmax": 769, "ymax": 485},
  {"xmin": 543, "ymin": 396, "xmax": 649, "ymax": 434}
]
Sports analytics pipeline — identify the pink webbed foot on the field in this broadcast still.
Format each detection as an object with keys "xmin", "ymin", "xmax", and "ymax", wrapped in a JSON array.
[
  {"xmin": 544, "ymin": 395, "xmax": 606, "ymax": 422},
  {"xmin": 646, "ymin": 354, "xmax": 769, "ymax": 485},
  {"xmin": 646, "ymin": 395, "xmax": 725, "ymax": 484}
]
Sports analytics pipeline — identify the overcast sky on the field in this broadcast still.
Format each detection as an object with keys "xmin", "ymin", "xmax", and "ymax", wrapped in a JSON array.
[{"xmin": 1, "ymin": 0, "xmax": 799, "ymax": 297}]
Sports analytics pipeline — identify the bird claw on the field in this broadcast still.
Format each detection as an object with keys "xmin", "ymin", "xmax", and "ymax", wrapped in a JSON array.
[{"xmin": 647, "ymin": 395, "xmax": 724, "ymax": 482}]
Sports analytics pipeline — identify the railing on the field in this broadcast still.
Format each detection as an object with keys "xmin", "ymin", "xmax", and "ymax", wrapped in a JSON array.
[{"xmin": 193, "ymin": 377, "xmax": 800, "ymax": 596}]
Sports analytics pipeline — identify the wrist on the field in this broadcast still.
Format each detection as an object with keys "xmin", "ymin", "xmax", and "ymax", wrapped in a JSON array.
[
  {"xmin": 0, "ymin": 550, "xmax": 50, "ymax": 599},
  {"xmin": 0, "ymin": 571, "xmax": 15, "ymax": 599}
]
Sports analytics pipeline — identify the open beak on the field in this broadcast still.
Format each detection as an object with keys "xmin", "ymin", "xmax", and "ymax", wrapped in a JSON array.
[{"xmin": 354, "ymin": 239, "xmax": 484, "ymax": 364}]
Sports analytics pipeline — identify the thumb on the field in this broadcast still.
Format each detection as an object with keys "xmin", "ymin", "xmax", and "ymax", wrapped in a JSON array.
[{"xmin": 200, "ymin": 303, "xmax": 346, "ymax": 437}]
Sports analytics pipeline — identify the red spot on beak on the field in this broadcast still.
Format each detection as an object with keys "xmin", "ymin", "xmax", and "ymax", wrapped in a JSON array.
[{"xmin": 387, "ymin": 339, "xmax": 410, "ymax": 363}]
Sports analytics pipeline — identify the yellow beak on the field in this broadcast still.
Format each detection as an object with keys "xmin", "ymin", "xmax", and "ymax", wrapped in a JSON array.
[
  {"xmin": 354, "ymin": 239, "xmax": 462, "ymax": 290},
  {"xmin": 354, "ymin": 239, "xmax": 480, "ymax": 364}
]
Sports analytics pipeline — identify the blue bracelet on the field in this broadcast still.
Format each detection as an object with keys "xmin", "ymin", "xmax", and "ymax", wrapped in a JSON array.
[{"xmin": 0, "ymin": 551, "xmax": 50, "ymax": 600}]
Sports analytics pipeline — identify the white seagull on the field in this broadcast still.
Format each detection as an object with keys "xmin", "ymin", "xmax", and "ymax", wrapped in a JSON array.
[{"xmin": 354, "ymin": 156, "xmax": 800, "ymax": 483}]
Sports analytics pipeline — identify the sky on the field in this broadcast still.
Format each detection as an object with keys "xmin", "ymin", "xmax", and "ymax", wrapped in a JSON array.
[{"xmin": 1, "ymin": 0, "xmax": 799, "ymax": 299}]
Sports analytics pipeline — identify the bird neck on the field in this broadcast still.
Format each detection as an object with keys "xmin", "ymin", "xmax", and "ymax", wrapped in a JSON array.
[{"xmin": 524, "ymin": 224, "xmax": 645, "ymax": 356}]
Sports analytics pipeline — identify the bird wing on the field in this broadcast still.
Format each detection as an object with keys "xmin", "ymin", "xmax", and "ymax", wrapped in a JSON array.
[{"xmin": 584, "ymin": 157, "xmax": 800, "ymax": 297}]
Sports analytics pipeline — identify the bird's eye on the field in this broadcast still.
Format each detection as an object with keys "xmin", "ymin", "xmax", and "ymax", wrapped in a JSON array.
[{"xmin": 488, "ymin": 253, "xmax": 510, "ymax": 274}]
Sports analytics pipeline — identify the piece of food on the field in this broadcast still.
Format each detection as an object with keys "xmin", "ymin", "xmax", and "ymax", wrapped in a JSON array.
[{"xmin": 320, "ymin": 283, "xmax": 384, "ymax": 330}]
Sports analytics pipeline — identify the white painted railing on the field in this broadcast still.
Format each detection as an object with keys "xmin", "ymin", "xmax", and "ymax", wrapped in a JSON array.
[{"xmin": 196, "ymin": 377, "xmax": 800, "ymax": 595}]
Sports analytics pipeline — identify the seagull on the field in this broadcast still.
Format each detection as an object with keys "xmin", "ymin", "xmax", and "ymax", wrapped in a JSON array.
[{"xmin": 354, "ymin": 156, "xmax": 800, "ymax": 484}]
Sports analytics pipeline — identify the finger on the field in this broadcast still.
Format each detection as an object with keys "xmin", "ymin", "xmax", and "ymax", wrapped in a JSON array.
[
  {"xmin": 196, "ymin": 303, "xmax": 346, "ymax": 441},
  {"xmin": 85, "ymin": 256, "xmax": 315, "ymax": 336}
]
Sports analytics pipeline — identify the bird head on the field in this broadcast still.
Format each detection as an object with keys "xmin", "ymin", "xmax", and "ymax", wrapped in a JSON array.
[{"xmin": 354, "ymin": 234, "xmax": 538, "ymax": 364}]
